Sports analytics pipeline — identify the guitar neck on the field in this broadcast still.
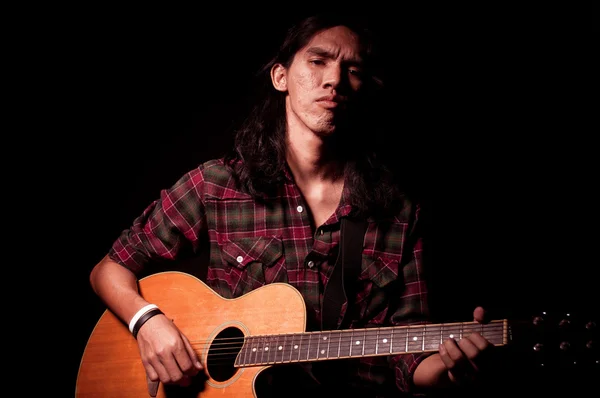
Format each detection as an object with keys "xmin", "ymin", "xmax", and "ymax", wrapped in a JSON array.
[{"xmin": 235, "ymin": 319, "xmax": 508, "ymax": 367}]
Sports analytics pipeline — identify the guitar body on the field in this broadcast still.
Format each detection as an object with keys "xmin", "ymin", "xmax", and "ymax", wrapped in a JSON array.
[
  {"xmin": 76, "ymin": 271, "xmax": 598, "ymax": 397},
  {"xmin": 76, "ymin": 271, "xmax": 307, "ymax": 398}
]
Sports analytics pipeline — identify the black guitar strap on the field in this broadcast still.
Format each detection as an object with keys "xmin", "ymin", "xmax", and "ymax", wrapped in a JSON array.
[{"xmin": 321, "ymin": 216, "xmax": 367, "ymax": 331}]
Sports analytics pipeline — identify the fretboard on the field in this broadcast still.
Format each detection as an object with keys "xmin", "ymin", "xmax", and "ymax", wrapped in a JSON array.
[{"xmin": 234, "ymin": 320, "xmax": 507, "ymax": 367}]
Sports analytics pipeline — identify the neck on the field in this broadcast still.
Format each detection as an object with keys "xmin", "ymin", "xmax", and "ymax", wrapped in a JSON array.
[{"xmin": 285, "ymin": 105, "xmax": 344, "ymax": 186}]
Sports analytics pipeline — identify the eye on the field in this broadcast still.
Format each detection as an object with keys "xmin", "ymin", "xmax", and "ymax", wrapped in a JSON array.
[
  {"xmin": 309, "ymin": 59, "xmax": 325, "ymax": 65},
  {"xmin": 348, "ymin": 68, "xmax": 364, "ymax": 78}
]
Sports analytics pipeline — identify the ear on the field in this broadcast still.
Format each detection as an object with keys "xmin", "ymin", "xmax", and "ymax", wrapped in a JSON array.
[{"xmin": 270, "ymin": 63, "xmax": 287, "ymax": 92}]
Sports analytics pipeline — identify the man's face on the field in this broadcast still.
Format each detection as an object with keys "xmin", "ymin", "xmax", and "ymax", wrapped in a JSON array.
[{"xmin": 272, "ymin": 25, "xmax": 366, "ymax": 136}]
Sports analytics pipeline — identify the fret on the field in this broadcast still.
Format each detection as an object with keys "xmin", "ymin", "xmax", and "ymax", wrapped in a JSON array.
[
  {"xmin": 327, "ymin": 330, "xmax": 342, "ymax": 359},
  {"xmin": 282, "ymin": 333, "xmax": 294, "ymax": 363},
  {"xmin": 349, "ymin": 330, "xmax": 364, "ymax": 357},
  {"xmin": 253, "ymin": 336, "xmax": 262, "ymax": 364},
  {"xmin": 391, "ymin": 327, "xmax": 408, "ymax": 354},
  {"xmin": 317, "ymin": 332, "xmax": 330, "ymax": 359},
  {"xmin": 235, "ymin": 337, "xmax": 247, "ymax": 366},
  {"xmin": 268, "ymin": 335, "xmax": 277, "ymax": 364},
  {"xmin": 406, "ymin": 326, "xmax": 423, "ymax": 353},
  {"xmin": 248, "ymin": 336, "xmax": 259, "ymax": 365},
  {"xmin": 238, "ymin": 320, "xmax": 506, "ymax": 366},
  {"xmin": 244, "ymin": 337, "xmax": 256, "ymax": 364},
  {"xmin": 273, "ymin": 334, "xmax": 285, "ymax": 363},
  {"xmin": 394, "ymin": 327, "xmax": 409, "ymax": 354},
  {"xmin": 298, "ymin": 333, "xmax": 310, "ymax": 361},
  {"xmin": 268, "ymin": 335, "xmax": 277, "ymax": 363},
  {"xmin": 288, "ymin": 333, "xmax": 301, "ymax": 362},
  {"xmin": 362, "ymin": 329, "xmax": 367, "ymax": 356},
  {"xmin": 423, "ymin": 324, "xmax": 441, "ymax": 351},
  {"xmin": 339, "ymin": 330, "xmax": 352, "ymax": 358},
  {"xmin": 377, "ymin": 328, "xmax": 391, "ymax": 354},
  {"xmin": 481, "ymin": 323, "xmax": 492, "ymax": 340},
  {"xmin": 363, "ymin": 329, "xmax": 377, "ymax": 356},
  {"xmin": 258, "ymin": 335, "xmax": 269, "ymax": 364},
  {"xmin": 243, "ymin": 336, "xmax": 251, "ymax": 365},
  {"xmin": 442, "ymin": 324, "xmax": 461, "ymax": 341},
  {"xmin": 484, "ymin": 321, "xmax": 504, "ymax": 345},
  {"xmin": 307, "ymin": 333, "xmax": 319, "ymax": 360}
]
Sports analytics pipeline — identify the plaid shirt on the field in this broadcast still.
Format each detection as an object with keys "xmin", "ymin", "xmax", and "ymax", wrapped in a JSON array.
[{"xmin": 109, "ymin": 158, "xmax": 430, "ymax": 396}]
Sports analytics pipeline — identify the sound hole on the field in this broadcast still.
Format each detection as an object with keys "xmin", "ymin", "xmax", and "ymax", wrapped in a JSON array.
[{"xmin": 207, "ymin": 326, "xmax": 244, "ymax": 382}]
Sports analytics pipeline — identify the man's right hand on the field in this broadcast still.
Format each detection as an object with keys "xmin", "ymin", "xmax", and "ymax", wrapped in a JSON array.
[{"xmin": 136, "ymin": 314, "xmax": 204, "ymax": 387}]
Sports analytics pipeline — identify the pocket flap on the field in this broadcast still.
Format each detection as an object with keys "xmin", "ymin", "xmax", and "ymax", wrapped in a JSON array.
[
  {"xmin": 360, "ymin": 254, "xmax": 400, "ymax": 288},
  {"xmin": 219, "ymin": 236, "xmax": 283, "ymax": 269}
]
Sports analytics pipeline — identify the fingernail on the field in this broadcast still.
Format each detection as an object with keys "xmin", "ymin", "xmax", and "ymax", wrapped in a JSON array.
[{"xmin": 439, "ymin": 344, "xmax": 445, "ymax": 354}]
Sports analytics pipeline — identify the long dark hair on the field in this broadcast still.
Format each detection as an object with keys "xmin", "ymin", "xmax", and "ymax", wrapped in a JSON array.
[{"xmin": 224, "ymin": 13, "xmax": 404, "ymax": 217}]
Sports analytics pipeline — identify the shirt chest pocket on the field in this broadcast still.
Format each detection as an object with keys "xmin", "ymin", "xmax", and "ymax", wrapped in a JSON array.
[
  {"xmin": 217, "ymin": 236, "xmax": 287, "ymax": 294},
  {"xmin": 353, "ymin": 254, "xmax": 402, "ymax": 325},
  {"xmin": 360, "ymin": 254, "xmax": 401, "ymax": 288}
]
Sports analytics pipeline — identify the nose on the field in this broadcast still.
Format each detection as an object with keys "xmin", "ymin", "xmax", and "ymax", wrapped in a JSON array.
[{"xmin": 322, "ymin": 63, "xmax": 342, "ymax": 89}]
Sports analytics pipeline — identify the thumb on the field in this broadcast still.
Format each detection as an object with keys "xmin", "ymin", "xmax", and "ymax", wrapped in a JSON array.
[{"xmin": 473, "ymin": 306, "xmax": 489, "ymax": 324}]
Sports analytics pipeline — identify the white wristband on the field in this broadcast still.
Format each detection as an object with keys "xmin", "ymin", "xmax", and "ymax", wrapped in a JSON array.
[{"xmin": 128, "ymin": 304, "xmax": 159, "ymax": 334}]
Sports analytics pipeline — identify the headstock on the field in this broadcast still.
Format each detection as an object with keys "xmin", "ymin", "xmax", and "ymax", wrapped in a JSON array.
[{"xmin": 507, "ymin": 310, "xmax": 598, "ymax": 371}]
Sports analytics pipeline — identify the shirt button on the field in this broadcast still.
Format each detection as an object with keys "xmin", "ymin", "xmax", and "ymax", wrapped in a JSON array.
[
  {"xmin": 236, "ymin": 256, "xmax": 244, "ymax": 263},
  {"xmin": 307, "ymin": 260, "xmax": 314, "ymax": 268},
  {"xmin": 296, "ymin": 205, "xmax": 303, "ymax": 213}
]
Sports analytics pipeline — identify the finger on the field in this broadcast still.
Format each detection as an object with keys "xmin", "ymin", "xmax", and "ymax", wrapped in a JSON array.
[
  {"xmin": 181, "ymin": 333, "xmax": 204, "ymax": 374},
  {"xmin": 439, "ymin": 343, "xmax": 463, "ymax": 385},
  {"xmin": 161, "ymin": 352, "xmax": 186, "ymax": 384},
  {"xmin": 438, "ymin": 342, "xmax": 455, "ymax": 369},
  {"xmin": 144, "ymin": 354, "xmax": 171, "ymax": 384},
  {"xmin": 473, "ymin": 306, "xmax": 487, "ymax": 323},
  {"xmin": 464, "ymin": 332, "xmax": 494, "ymax": 370},
  {"xmin": 442, "ymin": 338, "xmax": 475, "ymax": 384},
  {"xmin": 442, "ymin": 338, "xmax": 466, "ymax": 364},
  {"xmin": 457, "ymin": 338, "xmax": 480, "ymax": 369},
  {"xmin": 439, "ymin": 339, "xmax": 465, "ymax": 381},
  {"xmin": 467, "ymin": 332, "xmax": 491, "ymax": 352}
]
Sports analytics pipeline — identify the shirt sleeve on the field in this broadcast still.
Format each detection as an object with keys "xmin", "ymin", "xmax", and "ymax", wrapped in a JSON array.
[
  {"xmin": 108, "ymin": 167, "xmax": 208, "ymax": 275},
  {"xmin": 387, "ymin": 203, "xmax": 433, "ymax": 393}
]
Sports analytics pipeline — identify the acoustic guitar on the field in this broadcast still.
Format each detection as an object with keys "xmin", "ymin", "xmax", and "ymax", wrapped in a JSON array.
[{"xmin": 75, "ymin": 271, "xmax": 597, "ymax": 397}]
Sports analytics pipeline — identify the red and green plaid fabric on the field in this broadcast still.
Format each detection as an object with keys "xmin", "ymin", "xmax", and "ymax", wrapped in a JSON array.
[{"xmin": 109, "ymin": 158, "xmax": 430, "ymax": 394}]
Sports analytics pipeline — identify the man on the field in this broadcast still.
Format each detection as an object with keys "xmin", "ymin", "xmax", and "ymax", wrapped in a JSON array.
[{"xmin": 86, "ymin": 13, "xmax": 494, "ymax": 397}]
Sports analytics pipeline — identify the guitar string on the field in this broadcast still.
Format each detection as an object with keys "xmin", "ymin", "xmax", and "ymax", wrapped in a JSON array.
[
  {"xmin": 196, "ymin": 335, "xmax": 509, "ymax": 366},
  {"xmin": 186, "ymin": 325, "xmax": 507, "ymax": 349},
  {"xmin": 190, "ymin": 325, "xmax": 595, "ymax": 367},
  {"xmin": 182, "ymin": 325, "xmax": 509, "ymax": 366},
  {"xmin": 184, "ymin": 316, "xmax": 590, "ymax": 353},
  {"xmin": 188, "ymin": 329, "xmax": 508, "ymax": 351}
]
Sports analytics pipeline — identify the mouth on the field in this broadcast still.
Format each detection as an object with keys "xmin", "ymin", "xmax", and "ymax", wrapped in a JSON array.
[{"xmin": 316, "ymin": 95, "xmax": 347, "ymax": 109}]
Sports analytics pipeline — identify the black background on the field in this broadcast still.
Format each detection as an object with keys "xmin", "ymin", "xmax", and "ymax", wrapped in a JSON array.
[{"xmin": 19, "ymin": 3, "xmax": 596, "ymax": 396}]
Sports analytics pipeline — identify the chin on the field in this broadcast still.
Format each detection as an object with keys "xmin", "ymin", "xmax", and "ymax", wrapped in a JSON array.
[
  {"xmin": 310, "ymin": 117, "xmax": 338, "ymax": 135},
  {"xmin": 313, "ymin": 125, "xmax": 337, "ymax": 137}
]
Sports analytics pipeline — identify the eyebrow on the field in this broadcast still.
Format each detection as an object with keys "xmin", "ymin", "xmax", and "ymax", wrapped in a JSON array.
[{"xmin": 305, "ymin": 46, "xmax": 363, "ymax": 65}]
